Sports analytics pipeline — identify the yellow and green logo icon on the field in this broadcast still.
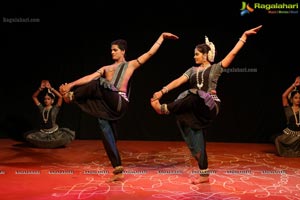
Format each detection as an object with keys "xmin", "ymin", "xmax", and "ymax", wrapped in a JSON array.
[{"xmin": 240, "ymin": 1, "xmax": 254, "ymax": 16}]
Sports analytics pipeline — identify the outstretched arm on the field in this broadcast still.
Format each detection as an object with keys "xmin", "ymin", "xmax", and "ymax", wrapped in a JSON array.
[
  {"xmin": 32, "ymin": 80, "xmax": 47, "ymax": 106},
  {"xmin": 129, "ymin": 32, "xmax": 179, "ymax": 70},
  {"xmin": 221, "ymin": 25, "xmax": 262, "ymax": 68},
  {"xmin": 282, "ymin": 76, "xmax": 300, "ymax": 106},
  {"xmin": 59, "ymin": 71, "xmax": 101, "ymax": 95},
  {"xmin": 151, "ymin": 75, "xmax": 188, "ymax": 101}
]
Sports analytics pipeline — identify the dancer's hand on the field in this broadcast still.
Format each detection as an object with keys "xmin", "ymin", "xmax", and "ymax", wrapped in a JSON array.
[
  {"xmin": 40, "ymin": 80, "xmax": 47, "ymax": 89},
  {"xmin": 59, "ymin": 83, "xmax": 70, "ymax": 95},
  {"xmin": 294, "ymin": 76, "xmax": 300, "ymax": 87},
  {"xmin": 151, "ymin": 91, "xmax": 163, "ymax": 101},
  {"xmin": 244, "ymin": 25, "xmax": 263, "ymax": 38},
  {"xmin": 45, "ymin": 81, "xmax": 52, "ymax": 89},
  {"xmin": 161, "ymin": 32, "xmax": 179, "ymax": 40}
]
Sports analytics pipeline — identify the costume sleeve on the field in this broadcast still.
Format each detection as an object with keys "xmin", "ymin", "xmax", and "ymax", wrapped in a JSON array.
[
  {"xmin": 208, "ymin": 62, "xmax": 223, "ymax": 92},
  {"xmin": 183, "ymin": 67, "xmax": 194, "ymax": 79}
]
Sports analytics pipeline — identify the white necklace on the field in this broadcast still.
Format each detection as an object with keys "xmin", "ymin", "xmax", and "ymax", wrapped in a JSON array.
[
  {"xmin": 292, "ymin": 106, "xmax": 300, "ymax": 127},
  {"xmin": 196, "ymin": 66, "xmax": 209, "ymax": 89},
  {"xmin": 42, "ymin": 107, "xmax": 52, "ymax": 123}
]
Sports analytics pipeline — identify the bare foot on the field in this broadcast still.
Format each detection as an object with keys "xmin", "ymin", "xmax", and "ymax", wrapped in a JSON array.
[
  {"xmin": 106, "ymin": 173, "xmax": 124, "ymax": 183},
  {"xmin": 190, "ymin": 176, "xmax": 209, "ymax": 184},
  {"xmin": 150, "ymin": 98, "xmax": 162, "ymax": 114},
  {"xmin": 63, "ymin": 91, "xmax": 74, "ymax": 104}
]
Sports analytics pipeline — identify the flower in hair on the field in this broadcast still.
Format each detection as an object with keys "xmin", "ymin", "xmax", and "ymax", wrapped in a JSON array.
[
  {"xmin": 205, "ymin": 36, "xmax": 215, "ymax": 62},
  {"xmin": 47, "ymin": 88, "xmax": 55, "ymax": 98}
]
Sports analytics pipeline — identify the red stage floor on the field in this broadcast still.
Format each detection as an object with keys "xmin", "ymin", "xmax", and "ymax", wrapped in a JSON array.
[{"xmin": 0, "ymin": 139, "xmax": 299, "ymax": 200}]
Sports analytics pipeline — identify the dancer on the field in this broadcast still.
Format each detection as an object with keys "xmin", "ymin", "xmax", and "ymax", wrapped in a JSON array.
[
  {"xmin": 24, "ymin": 80, "xmax": 75, "ymax": 148},
  {"xmin": 59, "ymin": 32, "xmax": 179, "ymax": 181},
  {"xmin": 275, "ymin": 76, "xmax": 300, "ymax": 157},
  {"xmin": 150, "ymin": 25, "xmax": 262, "ymax": 184}
]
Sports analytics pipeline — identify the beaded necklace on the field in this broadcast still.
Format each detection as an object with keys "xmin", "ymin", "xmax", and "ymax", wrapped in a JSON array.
[
  {"xmin": 196, "ymin": 66, "xmax": 209, "ymax": 89},
  {"xmin": 42, "ymin": 106, "xmax": 52, "ymax": 123}
]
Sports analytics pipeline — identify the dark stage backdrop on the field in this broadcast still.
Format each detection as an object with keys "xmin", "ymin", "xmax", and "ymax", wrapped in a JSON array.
[{"xmin": 1, "ymin": 1, "xmax": 299, "ymax": 143}]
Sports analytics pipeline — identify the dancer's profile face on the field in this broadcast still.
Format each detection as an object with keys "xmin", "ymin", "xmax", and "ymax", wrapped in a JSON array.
[
  {"xmin": 111, "ymin": 45, "xmax": 125, "ymax": 61},
  {"xmin": 194, "ymin": 49, "xmax": 206, "ymax": 65}
]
